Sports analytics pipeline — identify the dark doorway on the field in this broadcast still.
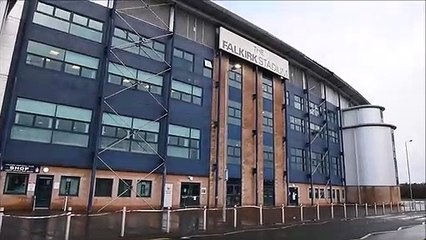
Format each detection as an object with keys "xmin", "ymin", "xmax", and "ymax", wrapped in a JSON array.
[
  {"xmin": 35, "ymin": 175, "xmax": 53, "ymax": 208},
  {"xmin": 289, "ymin": 187, "xmax": 299, "ymax": 205},
  {"xmin": 226, "ymin": 179, "xmax": 241, "ymax": 207},
  {"xmin": 180, "ymin": 182, "xmax": 200, "ymax": 207}
]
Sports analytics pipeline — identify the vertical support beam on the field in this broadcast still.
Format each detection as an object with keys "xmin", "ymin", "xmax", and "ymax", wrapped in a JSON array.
[
  {"xmin": 304, "ymin": 73, "xmax": 314, "ymax": 206},
  {"xmin": 323, "ymin": 85, "xmax": 333, "ymax": 204},
  {"xmin": 87, "ymin": 0, "xmax": 117, "ymax": 213},
  {"xmin": 255, "ymin": 66, "xmax": 264, "ymax": 206},
  {"xmin": 337, "ymin": 94, "xmax": 347, "ymax": 203},
  {"xmin": 273, "ymin": 76, "xmax": 285, "ymax": 206}
]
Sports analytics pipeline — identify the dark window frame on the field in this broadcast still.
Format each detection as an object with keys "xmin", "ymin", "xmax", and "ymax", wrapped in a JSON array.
[
  {"xmin": 3, "ymin": 173, "xmax": 29, "ymax": 195},
  {"xmin": 59, "ymin": 176, "xmax": 80, "ymax": 196}
]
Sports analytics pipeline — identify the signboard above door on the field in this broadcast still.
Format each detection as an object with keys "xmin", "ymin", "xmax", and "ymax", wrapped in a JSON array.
[{"xmin": 1, "ymin": 163, "xmax": 40, "ymax": 173}]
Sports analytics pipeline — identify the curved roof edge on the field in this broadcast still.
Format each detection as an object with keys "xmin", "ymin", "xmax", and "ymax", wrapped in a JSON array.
[
  {"xmin": 342, "ymin": 105, "xmax": 385, "ymax": 112},
  {"xmin": 342, "ymin": 123, "xmax": 397, "ymax": 130},
  {"xmin": 175, "ymin": 0, "xmax": 370, "ymax": 105}
]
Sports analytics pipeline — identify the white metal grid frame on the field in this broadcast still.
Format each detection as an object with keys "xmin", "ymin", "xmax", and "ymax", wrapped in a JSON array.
[{"xmin": 95, "ymin": 0, "xmax": 173, "ymax": 212}]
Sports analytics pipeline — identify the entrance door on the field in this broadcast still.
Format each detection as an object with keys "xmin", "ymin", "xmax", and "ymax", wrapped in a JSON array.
[
  {"xmin": 34, "ymin": 175, "xmax": 53, "ymax": 208},
  {"xmin": 289, "ymin": 187, "xmax": 299, "ymax": 205},
  {"xmin": 180, "ymin": 182, "xmax": 200, "ymax": 207}
]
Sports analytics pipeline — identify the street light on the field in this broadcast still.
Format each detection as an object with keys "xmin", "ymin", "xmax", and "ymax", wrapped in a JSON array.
[{"xmin": 404, "ymin": 139, "xmax": 413, "ymax": 209}]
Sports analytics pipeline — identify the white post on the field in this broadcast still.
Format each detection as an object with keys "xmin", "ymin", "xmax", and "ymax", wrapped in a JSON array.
[
  {"xmin": 374, "ymin": 203, "xmax": 377, "ymax": 215},
  {"xmin": 402, "ymin": 202, "xmax": 406, "ymax": 212},
  {"xmin": 65, "ymin": 207, "xmax": 72, "ymax": 240},
  {"xmin": 355, "ymin": 203, "xmax": 358, "ymax": 218},
  {"xmin": 300, "ymin": 205, "xmax": 304, "ymax": 222},
  {"xmin": 120, "ymin": 206, "xmax": 126, "ymax": 237},
  {"xmin": 281, "ymin": 204, "xmax": 285, "ymax": 224},
  {"xmin": 390, "ymin": 202, "xmax": 393, "ymax": 213},
  {"xmin": 259, "ymin": 205, "xmax": 263, "ymax": 226},
  {"xmin": 343, "ymin": 203, "xmax": 347, "ymax": 220},
  {"xmin": 166, "ymin": 207, "xmax": 171, "ymax": 233},
  {"xmin": 330, "ymin": 203, "xmax": 334, "ymax": 219},
  {"xmin": 316, "ymin": 204, "xmax": 320, "ymax": 221},
  {"xmin": 382, "ymin": 202, "xmax": 385, "ymax": 215},
  {"xmin": 0, "ymin": 207, "xmax": 4, "ymax": 235},
  {"xmin": 203, "ymin": 206, "xmax": 207, "ymax": 231},
  {"xmin": 32, "ymin": 196, "xmax": 36, "ymax": 212},
  {"xmin": 233, "ymin": 205, "xmax": 237, "ymax": 228},
  {"xmin": 63, "ymin": 196, "xmax": 69, "ymax": 212},
  {"xmin": 365, "ymin": 203, "xmax": 368, "ymax": 216}
]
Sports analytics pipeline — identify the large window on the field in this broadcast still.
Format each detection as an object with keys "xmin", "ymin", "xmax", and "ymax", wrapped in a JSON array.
[
  {"xmin": 331, "ymin": 156, "xmax": 341, "ymax": 176},
  {"xmin": 289, "ymin": 116, "xmax": 305, "ymax": 133},
  {"xmin": 170, "ymin": 80, "xmax": 202, "ymax": 105},
  {"xmin": 227, "ymin": 139, "xmax": 241, "ymax": 165},
  {"xmin": 3, "ymin": 173, "xmax": 28, "ymax": 195},
  {"xmin": 203, "ymin": 59, "xmax": 213, "ymax": 78},
  {"xmin": 311, "ymin": 152, "xmax": 324, "ymax": 174},
  {"xmin": 11, "ymin": 98, "xmax": 92, "ymax": 147},
  {"xmin": 262, "ymin": 111, "xmax": 273, "ymax": 133},
  {"xmin": 328, "ymin": 129, "xmax": 339, "ymax": 143},
  {"xmin": 309, "ymin": 101, "xmax": 321, "ymax": 117},
  {"xmin": 294, "ymin": 95, "xmax": 304, "ymax": 111},
  {"xmin": 100, "ymin": 113, "xmax": 159, "ymax": 154},
  {"xmin": 173, "ymin": 48, "xmax": 194, "ymax": 72},
  {"xmin": 59, "ymin": 176, "xmax": 80, "ymax": 196},
  {"xmin": 262, "ymin": 76, "xmax": 273, "ymax": 100},
  {"xmin": 310, "ymin": 123, "xmax": 324, "ymax": 138},
  {"xmin": 26, "ymin": 41, "xmax": 99, "ymax": 79},
  {"xmin": 95, "ymin": 178, "xmax": 113, "ymax": 197},
  {"xmin": 117, "ymin": 179, "xmax": 132, "ymax": 198},
  {"xmin": 167, "ymin": 124, "xmax": 200, "ymax": 160},
  {"xmin": 290, "ymin": 148, "xmax": 306, "ymax": 171},
  {"xmin": 263, "ymin": 145, "xmax": 274, "ymax": 168},
  {"xmin": 108, "ymin": 62, "xmax": 163, "ymax": 95},
  {"xmin": 136, "ymin": 180, "xmax": 152, "ymax": 197},
  {"xmin": 112, "ymin": 27, "xmax": 165, "ymax": 62},
  {"xmin": 327, "ymin": 110, "xmax": 337, "ymax": 124},
  {"xmin": 228, "ymin": 67, "xmax": 242, "ymax": 89},
  {"xmin": 33, "ymin": 2, "xmax": 103, "ymax": 42},
  {"xmin": 228, "ymin": 101, "xmax": 241, "ymax": 126}
]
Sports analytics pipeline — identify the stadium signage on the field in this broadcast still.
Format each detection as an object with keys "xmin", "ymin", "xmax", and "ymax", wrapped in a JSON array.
[{"xmin": 219, "ymin": 27, "xmax": 289, "ymax": 79}]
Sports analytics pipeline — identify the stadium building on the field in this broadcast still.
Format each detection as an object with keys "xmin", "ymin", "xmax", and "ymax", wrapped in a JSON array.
[{"xmin": 0, "ymin": 0, "xmax": 400, "ymax": 211}]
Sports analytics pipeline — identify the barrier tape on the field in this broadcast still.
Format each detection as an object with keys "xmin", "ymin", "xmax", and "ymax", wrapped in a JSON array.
[{"xmin": 4, "ymin": 212, "xmax": 68, "ymax": 219}]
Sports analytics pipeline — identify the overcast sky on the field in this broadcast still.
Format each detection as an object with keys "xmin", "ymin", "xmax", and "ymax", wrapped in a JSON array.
[{"xmin": 215, "ymin": 1, "xmax": 425, "ymax": 183}]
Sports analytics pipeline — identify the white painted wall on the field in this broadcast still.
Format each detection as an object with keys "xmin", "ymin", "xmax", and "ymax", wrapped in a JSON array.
[
  {"xmin": 342, "ymin": 106, "xmax": 397, "ymax": 186},
  {"xmin": 0, "ymin": 1, "xmax": 23, "ymax": 116}
]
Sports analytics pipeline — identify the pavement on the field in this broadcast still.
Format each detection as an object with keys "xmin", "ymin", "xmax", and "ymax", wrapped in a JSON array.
[{"xmin": 179, "ymin": 212, "xmax": 426, "ymax": 240}]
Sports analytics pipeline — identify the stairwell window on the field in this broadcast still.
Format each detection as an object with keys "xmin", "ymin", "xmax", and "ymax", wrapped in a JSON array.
[
  {"xmin": 167, "ymin": 124, "xmax": 200, "ymax": 160},
  {"xmin": 170, "ymin": 80, "xmax": 202, "ymax": 105}
]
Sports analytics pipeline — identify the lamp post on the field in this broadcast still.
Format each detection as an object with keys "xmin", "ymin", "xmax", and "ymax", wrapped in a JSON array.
[{"xmin": 404, "ymin": 140, "xmax": 413, "ymax": 209}]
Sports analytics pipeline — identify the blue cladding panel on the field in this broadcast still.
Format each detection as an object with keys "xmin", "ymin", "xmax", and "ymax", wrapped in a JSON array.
[
  {"xmin": 264, "ymin": 167, "xmax": 273, "ymax": 180},
  {"xmin": 229, "ymin": 87, "xmax": 242, "ymax": 102},
  {"xmin": 6, "ymin": 140, "xmax": 92, "ymax": 168},
  {"xmin": 228, "ymin": 124, "xmax": 241, "ymax": 139},
  {"xmin": 228, "ymin": 164, "xmax": 241, "ymax": 178}
]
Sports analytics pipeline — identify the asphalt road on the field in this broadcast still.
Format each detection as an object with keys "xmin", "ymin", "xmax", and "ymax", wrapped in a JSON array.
[{"xmin": 180, "ymin": 212, "xmax": 426, "ymax": 240}]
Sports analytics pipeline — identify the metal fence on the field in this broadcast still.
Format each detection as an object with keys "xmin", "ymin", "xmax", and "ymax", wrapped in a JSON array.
[{"xmin": 0, "ymin": 200, "xmax": 424, "ymax": 239}]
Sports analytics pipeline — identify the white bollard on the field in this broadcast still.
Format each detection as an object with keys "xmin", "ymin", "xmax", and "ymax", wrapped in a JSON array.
[
  {"xmin": 281, "ymin": 204, "xmax": 285, "ymax": 224},
  {"xmin": 316, "ymin": 204, "xmax": 320, "ymax": 221},
  {"xmin": 120, "ymin": 206, "xmax": 126, "ymax": 237},
  {"xmin": 390, "ymin": 202, "xmax": 393, "ymax": 213},
  {"xmin": 331, "ymin": 203, "xmax": 334, "ymax": 219},
  {"xmin": 365, "ymin": 203, "xmax": 368, "ymax": 216},
  {"xmin": 166, "ymin": 207, "xmax": 171, "ymax": 233},
  {"xmin": 203, "ymin": 206, "xmax": 207, "ymax": 231},
  {"xmin": 343, "ymin": 203, "xmax": 347, "ymax": 220},
  {"xmin": 382, "ymin": 202, "xmax": 385, "ymax": 215},
  {"xmin": 402, "ymin": 202, "xmax": 406, "ymax": 212},
  {"xmin": 300, "ymin": 205, "xmax": 304, "ymax": 222},
  {"xmin": 259, "ymin": 205, "xmax": 263, "ymax": 226},
  {"xmin": 63, "ymin": 196, "xmax": 69, "ymax": 212},
  {"xmin": 0, "ymin": 207, "xmax": 4, "ymax": 235},
  {"xmin": 374, "ymin": 203, "xmax": 377, "ymax": 215},
  {"xmin": 355, "ymin": 203, "xmax": 358, "ymax": 218},
  {"xmin": 233, "ymin": 205, "xmax": 237, "ymax": 228},
  {"xmin": 65, "ymin": 207, "xmax": 72, "ymax": 240}
]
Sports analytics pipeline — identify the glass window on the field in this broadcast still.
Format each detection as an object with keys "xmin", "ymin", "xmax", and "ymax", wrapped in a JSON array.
[
  {"xmin": 262, "ymin": 76, "xmax": 273, "ymax": 100},
  {"xmin": 227, "ymin": 139, "xmax": 241, "ymax": 165},
  {"xmin": 171, "ymin": 80, "xmax": 202, "ymax": 105},
  {"xmin": 117, "ymin": 179, "xmax": 132, "ymax": 197},
  {"xmin": 11, "ymin": 98, "xmax": 92, "ymax": 147},
  {"xmin": 136, "ymin": 180, "xmax": 152, "ymax": 197},
  {"xmin": 228, "ymin": 67, "xmax": 242, "ymax": 89},
  {"xmin": 173, "ymin": 48, "xmax": 193, "ymax": 72},
  {"xmin": 26, "ymin": 41, "xmax": 99, "ymax": 79},
  {"xmin": 59, "ymin": 176, "xmax": 80, "ymax": 196},
  {"xmin": 203, "ymin": 59, "xmax": 213, "ymax": 78},
  {"xmin": 112, "ymin": 27, "xmax": 165, "ymax": 61},
  {"xmin": 228, "ymin": 101, "xmax": 242, "ymax": 126},
  {"xmin": 167, "ymin": 124, "xmax": 200, "ymax": 159},
  {"xmin": 294, "ymin": 95, "xmax": 304, "ymax": 111},
  {"xmin": 262, "ymin": 111, "xmax": 273, "ymax": 133},
  {"xmin": 94, "ymin": 178, "xmax": 113, "ymax": 197},
  {"xmin": 289, "ymin": 116, "xmax": 305, "ymax": 133},
  {"xmin": 33, "ymin": 2, "xmax": 103, "ymax": 42},
  {"xmin": 3, "ymin": 174, "xmax": 28, "ymax": 195}
]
